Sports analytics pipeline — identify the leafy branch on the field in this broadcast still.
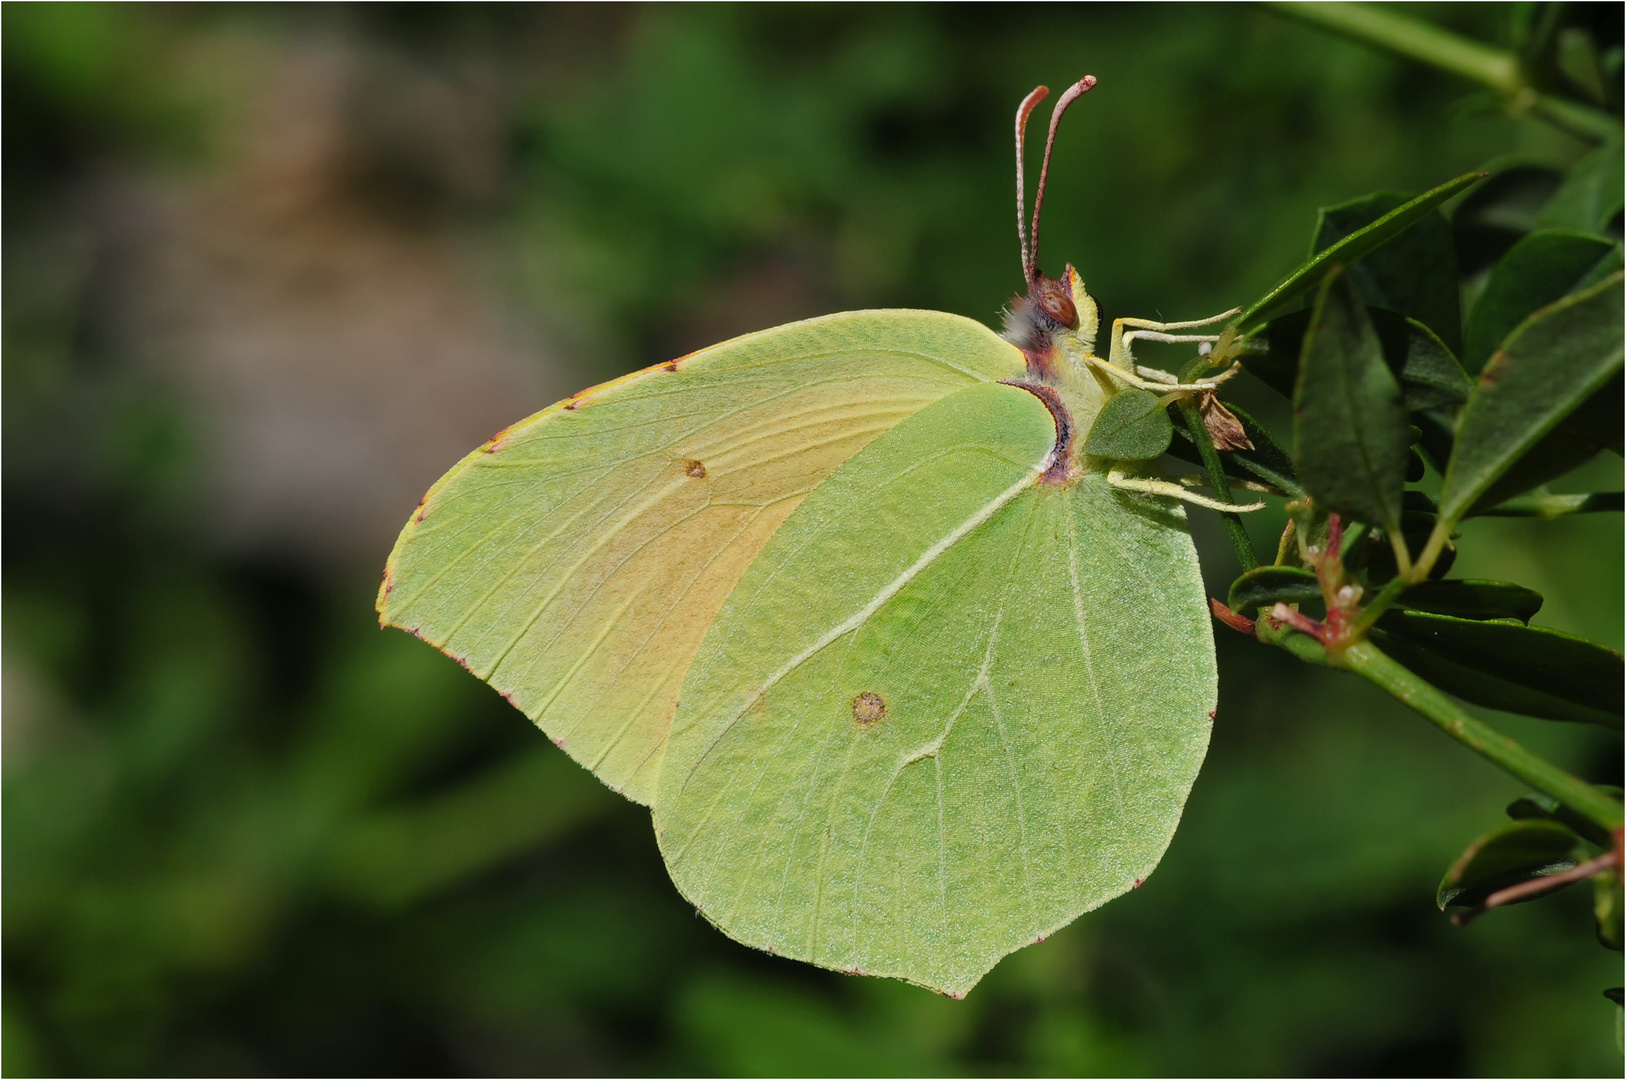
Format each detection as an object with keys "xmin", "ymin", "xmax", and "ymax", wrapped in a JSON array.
[{"xmin": 1186, "ymin": 3, "xmax": 1623, "ymax": 1027}]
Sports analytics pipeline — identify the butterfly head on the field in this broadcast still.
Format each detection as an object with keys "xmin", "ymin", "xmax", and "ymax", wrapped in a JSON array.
[
  {"xmin": 1003, "ymin": 264, "xmax": 1099, "ymax": 368},
  {"xmin": 1003, "ymin": 77, "xmax": 1101, "ymax": 379}
]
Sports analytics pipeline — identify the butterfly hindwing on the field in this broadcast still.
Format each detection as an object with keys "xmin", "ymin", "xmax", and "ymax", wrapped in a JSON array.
[
  {"xmin": 653, "ymin": 381, "xmax": 1216, "ymax": 996},
  {"xmin": 377, "ymin": 311, "xmax": 1027, "ymax": 804}
]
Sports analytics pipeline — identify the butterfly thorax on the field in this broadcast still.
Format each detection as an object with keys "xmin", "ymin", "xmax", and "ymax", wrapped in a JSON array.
[{"xmin": 1001, "ymin": 263, "xmax": 1108, "ymax": 483}]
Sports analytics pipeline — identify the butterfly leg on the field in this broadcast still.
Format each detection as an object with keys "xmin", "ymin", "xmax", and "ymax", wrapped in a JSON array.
[
  {"xmin": 1107, "ymin": 468, "xmax": 1266, "ymax": 513},
  {"xmin": 1108, "ymin": 307, "xmax": 1240, "ymax": 369},
  {"xmin": 1085, "ymin": 354, "xmax": 1242, "ymax": 394}
]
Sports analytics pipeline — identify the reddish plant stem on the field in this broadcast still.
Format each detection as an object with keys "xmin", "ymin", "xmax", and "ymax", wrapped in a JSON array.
[
  {"xmin": 1454, "ymin": 849, "xmax": 1623, "ymax": 925},
  {"xmin": 1209, "ymin": 598, "xmax": 1257, "ymax": 635},
  {"xmin": 1271, "ymin": 602, "xmax": 1328, "ymax": 641},
  {"xmin": 1485, "ymin": 852, "xmax": 1620, "ymax": 909}
]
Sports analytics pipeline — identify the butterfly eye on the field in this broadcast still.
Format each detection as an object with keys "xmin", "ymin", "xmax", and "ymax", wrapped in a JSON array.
[{"xmin": 1039, "ymin": 287, "xmax": 1078, "ymax": 328}]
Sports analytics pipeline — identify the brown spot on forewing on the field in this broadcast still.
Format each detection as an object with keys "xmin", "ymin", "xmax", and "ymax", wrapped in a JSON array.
[
  {"xmin": 452, "ymin": 375, "xmax": 949, "ymax": 803},
  {"xmin": 684, "ymin": 459, "xmax": 707, "ymax": 479}
]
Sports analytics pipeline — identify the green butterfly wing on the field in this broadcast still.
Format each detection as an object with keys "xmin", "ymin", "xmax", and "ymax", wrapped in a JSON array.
[
  {"xmin": 378, "ymin": 311, "xmax": 1027, "ymax": 805},
  {"xmin": 653, "ymin": 381, "xmax": 1216, "ymax": 997}
]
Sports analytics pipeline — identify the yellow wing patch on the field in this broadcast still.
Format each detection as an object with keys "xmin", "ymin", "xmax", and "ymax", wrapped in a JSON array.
[{"xmin": 379, "ymin": 310, "xmax": 1027, "ymax": 805}]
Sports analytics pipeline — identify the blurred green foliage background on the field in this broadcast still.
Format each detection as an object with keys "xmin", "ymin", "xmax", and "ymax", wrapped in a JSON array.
[{"xmin": 4, "ymin": 3, "xmax": 1621, "ymax": 1075}]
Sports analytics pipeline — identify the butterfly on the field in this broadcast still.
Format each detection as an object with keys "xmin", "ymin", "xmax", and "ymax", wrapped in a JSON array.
[{"xmin": 379, "ymin": 76, "xmax": 1258, "ymax": 997}]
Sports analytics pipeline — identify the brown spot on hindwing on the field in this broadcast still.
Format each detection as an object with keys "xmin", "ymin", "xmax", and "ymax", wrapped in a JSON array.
[
  {"xmin": 684, "ymin": 459, "xmax": 707, "ymax": 479},
  {"xmin": 852, "ymin": 692, "xmax": 887, "ymax": 726}
]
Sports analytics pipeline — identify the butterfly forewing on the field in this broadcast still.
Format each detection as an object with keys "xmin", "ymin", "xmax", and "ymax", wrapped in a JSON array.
[
  {"xmin": 654, "ymin": 382, "xmax": 1216, "ymax": 995},
  {"xmin": 378, "ymin": 311, "xmax": 1027, "ymax": 804}
]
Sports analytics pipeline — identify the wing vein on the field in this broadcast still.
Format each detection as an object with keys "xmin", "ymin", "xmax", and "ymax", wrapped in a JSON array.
[
  {"xmin": 1064, "ymin": 500, "xmax": 1127, "ymax": 827},
  {"xmin": 672, "ymin": 465, "xmax": 1046, "ymax": 801}
]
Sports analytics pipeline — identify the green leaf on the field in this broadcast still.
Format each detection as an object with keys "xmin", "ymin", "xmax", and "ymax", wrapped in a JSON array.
[
  {"xmin": 1467, "ymin": 371, "xmax": 1623, "ymax": 516},
  {"xmin": 1453, "ymin": 164, "xmax": 1565, "ymax": 275},
  {"xmin": 1241, "ymin": 313, "xmax": 1307, "ymax": 398},
  {"xmin": 1312, "ymin": 191, "xmax": 1463, "ymax": 353},
  {"xmin": 1555, "ymin": 26, "xmax": 1609, "ymax": 105},
  {"xmin": 1376, "ymin": 315, "xmax": 1469, "ymax": 471},
  {"xmin": 1508, "ymin": 787, "xmax": 1621, "ymax": 849},
  {"xmin": 1236, "ymin": 172, "xmax": 1484, "ymax": 332},
  {"xmin": 1536, "ymin": 138, "xmax": 1626, "ymax": 236},
  {"xmin": 1436, "ymin": 819, "xmax": 1581, "ymax": 912},
  {"xmin": 1597, "ymin": 869, "xmax": 1624, "ymax": 951},
  {"xmin": 1478, "ymin": 490, "xmax": 1624, "ymax": 518},
  {"xmin": 654, "ymin": 385, "xmax": 1215, "ymax": 997},
  {"xmin": 1412, "ymin": 412, "xmax": 1456, "ymax": 477},
  {"xmin": 1227, "ymin": 566, "xmax": 1320, "ymax": 612},
  {"xmin": 1083, "ymin": 388, "xmax": 1173, "ymax": 460},
  {"xmin": 1219, "ymin": 401, "xmax": 1300, "ymax": 491},
  {"xmin": 1293, "ymin": 268, "xmax": 1409, "ymax": 534},
  {"xmin": 1167, "ymin": 401, "xmax": 1300, "ymax": 494},
  {"xmin": 1439, "ymin": 271, "xmax": 1625, "ymax": 525},
  {"xmin": 1396, "ymin": 579, "xmax": 1544, "ymax": 623},
  {"xmin": 1370, "ymin": 610, "xmax": 1625, "ymax": 728},
  {"xmin": 1462, "ymin": 229, "xmax": 1616, "ymax": 373},
  {"xmin": 1245, "ymin": 307, "xmax": 1471, "ymax": 411},
  {"xmin": 1377, "ymin": 316, "xmax": 1473, "ymax": 412},
  {"xmin": 1574, "ymin": 242, "xmax": 1624, "ymax": 292}
]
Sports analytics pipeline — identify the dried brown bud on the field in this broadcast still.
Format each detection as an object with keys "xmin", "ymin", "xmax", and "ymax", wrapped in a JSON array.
[{"xmin": 1198, "ymin": 392, "xmax": 1254, "ymax": 451}]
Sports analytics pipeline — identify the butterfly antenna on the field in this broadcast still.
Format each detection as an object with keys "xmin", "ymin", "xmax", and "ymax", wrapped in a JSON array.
[
  {"xmin": 1028, "ymin": 75, "xmax": 1097, "ymax": 279},
  {"xmin": 1015, "ymin": 85, "xmax": 1049, "ymax": 285}
]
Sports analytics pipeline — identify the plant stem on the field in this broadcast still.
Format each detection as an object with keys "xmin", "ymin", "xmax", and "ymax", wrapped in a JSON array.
[
  {"xmin": 1255, "ymin": 613, "xmax": 1328, "ymax": 665},
  {"xmin": 1413, "ymin": 519, "xmax": 1453, "ymax": 582},
  {"xmin": 1387, "ymin": 530, "xmax": 1413, "ymax": 579},
  {"xmin": 1265, "ymin": 1, "xmax": 1519, "ymax": 91},
  {"xmin": 1264, "ymin": 1, "xmax": 1621, "ymax": 143},
  {"xmin": 1341, "ymin": 640, "xmax": 1625, "ymax": 832},
  {"xmin": 1346, "ymin": 573, "xmax": 1409, "ymax": 638},
  {"xmin": 1179, "ymin": 401, "xmax": 1259, "ymax": 574},
  {"xmin": 1273, "ymin": 519, "xmax": 1297, "ymax": 566},
  {"xmin": 1529, "ymin": 92, "xmax": 1625, "ymax": 145},
  {"xmin": 1481, "ymin": 852, "xmax": 1619, "ymax": 912}
]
